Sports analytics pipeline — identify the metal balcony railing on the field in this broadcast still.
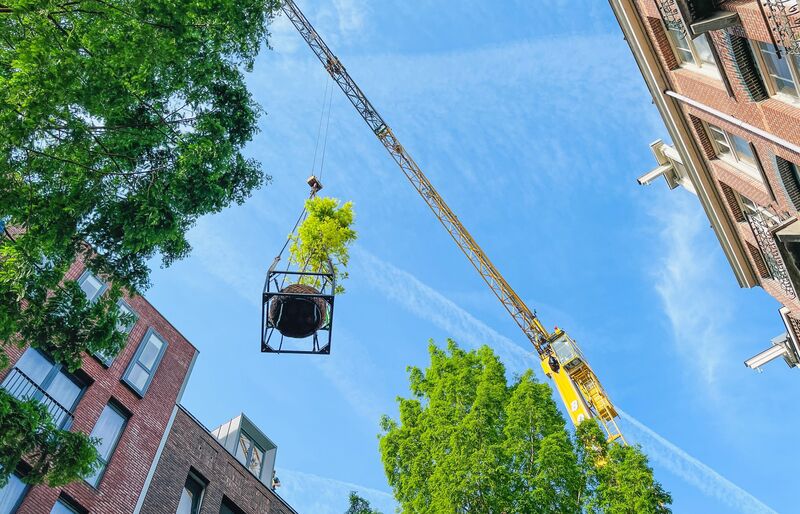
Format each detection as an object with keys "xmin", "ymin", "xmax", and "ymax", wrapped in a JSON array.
[
  {"xmin": 1, "ymin": 368, "xmax": 74, "ymax": 428},
  {"xmin": 762, "ymin": 0, "xmax": 800, "ymax": 56},
  {"xmin": 747, "ymin": 212, "xmax": 797, "ymax": 299}
]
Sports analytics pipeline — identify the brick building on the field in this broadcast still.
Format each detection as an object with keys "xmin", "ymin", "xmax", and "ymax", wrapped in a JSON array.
[
  {"xmin": 0, "ymin": 257, "xmax": 198, "ymax": 513},
  {"xmin": 610, "ymin": 0, "xmax": 800, "ymax": 370},
  {"xmin": 138, "ymin": 408, "xmax": 297, "ymax": 514}
]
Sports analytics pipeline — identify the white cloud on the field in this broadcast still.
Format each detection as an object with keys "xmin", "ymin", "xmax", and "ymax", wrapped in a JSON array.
[
  {"xmin": 277, "ymin": 467, "xmax": 396, "ymax": 514},
  {"xmin": 619, "ymin": 409, "xmax": 777, "ymax": 514},
  {"xmin": 651, "ymin": 191, "xmax": 735, "ymax": 386}
]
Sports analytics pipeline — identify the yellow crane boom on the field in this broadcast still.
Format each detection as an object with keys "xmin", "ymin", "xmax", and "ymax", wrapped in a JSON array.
[{"xmin": 280, "ymin": 0, "xmax": 624, "ymax": 443}]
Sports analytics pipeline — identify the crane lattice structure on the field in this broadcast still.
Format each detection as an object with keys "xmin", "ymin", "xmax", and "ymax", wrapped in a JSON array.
[{"xmin": 280, "ymin": 0, "xmax": 624, "ymax": 443}]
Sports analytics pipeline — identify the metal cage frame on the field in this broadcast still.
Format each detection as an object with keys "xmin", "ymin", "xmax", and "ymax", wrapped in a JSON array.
[{"xmin": 261, "ymin": 265, "xmax": 336, "ymax": 355}]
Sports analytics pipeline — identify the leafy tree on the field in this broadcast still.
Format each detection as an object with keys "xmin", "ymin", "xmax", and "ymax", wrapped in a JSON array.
[
  {"xmin": 289, "ymin": 196, "xmax": 356, "ymax": 293},
  {"xmin": 379, "ymin": 340, "xmax": 671, "ymax": 513},
  {"xmin": 345, "ymin": 491, "xmax": 382, "ymax": 514},
  {"xmin": 0, "ymin": 0, "xmax": 279, "ymax": 486}
]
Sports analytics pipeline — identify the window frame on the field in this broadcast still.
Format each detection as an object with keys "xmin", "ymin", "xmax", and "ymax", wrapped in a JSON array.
[
  {"xmin": 2, "ymin": 348, "xmax": 88, "ymax": 429},
  {"xmin": 50, "ymin": 495, "xmax": 87, "ymax": 514},
  {"xmin": 177, "ymin": 470, "xmax": 207, "ymax": 514},
  {"xmin": 0, "ymin": 471, "xmax": 29, "ymax": 514},
  {"xmin": 94, "ymin": 299, "xmax": 137, "ymax": 367},
  {"xmin": 77, "ymin": 269, "xmax": 108, "ymax": 303},
  {"xmin": 752, "ymin": 40, "xmax": 800, "ymax": 103},
  {"xmin": 665, "ymin": 26, "xmax": 722, "ymax": 79},
  {"xmin": 235, "ymin": 430, "xmax": 265, "ymax": 479},
  {"xmin": 704, "ymin": 122, "xmax": 764, "ymax": 182},
  {"xmin": 122, "ymin": 328, "xmax": 168, "ymax": 396},
  {"xmin": 84, "ymin": 401, "xmax": 129, "ymax": 489}
]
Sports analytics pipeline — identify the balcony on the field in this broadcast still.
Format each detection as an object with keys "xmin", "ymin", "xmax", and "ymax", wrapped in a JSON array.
[
  {"xmin": 747, "ymin": 213, "xmax": 798, "ymax": 299},
  {"xmin": 657, "ymin": 0, "xmax": 740, "ymax": 37},
  {"xmin": 1, "ymin": 367, "xmax": 75, "ymax": 429},
  {"xmin": 762, "ymin": 0, "xmax": 800, "ymax": 56}
]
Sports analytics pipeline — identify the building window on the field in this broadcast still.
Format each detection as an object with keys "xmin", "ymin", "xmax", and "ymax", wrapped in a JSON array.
[
  {"xmin": 235, "ymin": 431, "xmax": 264, "ymax": 479},
  {"xmin": 705, "ymin": 123, "xmax": 762, "ymax": 181},
  {"xmin": 739, "ymin": 195, "xmax": 780, "ymax": 226},
  {"xmin": 667, "ymin": 27, "xmax": 720, "ymax": 76},
  {"xmin": 77, "ymin": 270, "xmax": 107, "ymax": 303},
  {"xmin": 219, "ymin": 497, "xmax": 246, "ymax": 514},
  {"xmin": 776, "ymin": 157, "xmax": 800, "ymax": 210},
  {"xmin": 0, "ymin": 472, "xmax": 27, "ymax": 514},
  {"xmin": 84, "ymin": 402, "xmax": 128, "ymax": 487},
  {"xmin": 123, "ymin": 328, "xmax": 167, "ymax": 395},
  {"xmin": 95, "ymin": 300, "xmax": 138, "ymax": 366},
  {"xmin": 50, "ymin": 496, "xmax": 86, "ymax": 514},
  {"xmin": 755, "ymin": 42, "xmax": 800, "ymax": 100},
  {"xmin": 176, "ymin": 472, "xmax": 206, "ymax": 514},
  {"xmin": 1, "ymin": 348, "xmax": 86, "ymax": 428}
]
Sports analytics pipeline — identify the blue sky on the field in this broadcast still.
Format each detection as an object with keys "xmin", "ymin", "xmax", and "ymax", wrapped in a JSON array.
[{"xmin": 142, "ymin": 1, "xmax": 796, "ymax": 512}]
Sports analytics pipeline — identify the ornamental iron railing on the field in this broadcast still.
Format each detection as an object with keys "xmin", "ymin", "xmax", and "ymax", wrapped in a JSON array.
[
  {"xmin": 747, "ymin": 211, "xmax": 797, "ymax": 299},
  {"xmin": 762, "ymin": 0, "xmax": 800, "ymax": 55},
  {"xmin": 1, "ymin": 367, "xmax": 74, "ymax": 428}
]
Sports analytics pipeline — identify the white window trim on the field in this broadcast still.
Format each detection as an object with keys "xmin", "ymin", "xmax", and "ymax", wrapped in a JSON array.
[
  {"xmin": 665, "ymin": 25, "xmax": 722, "ymax": 81},
  {"xmin": 704, "ymin": 122, "xmax": 764, "ymax": 183},
  {"xmin": 751, "ymin": 40, "xmax": 800, "ymax": 105}
]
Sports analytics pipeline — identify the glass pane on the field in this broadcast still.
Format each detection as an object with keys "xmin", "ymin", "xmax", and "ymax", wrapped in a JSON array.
[
  {"xmin": 45, "ymin": 373, "xmax": 81, "ymax": 411},
  {"xmin": 693, "ymin": 34, "xmax": 716, "ymax": 67},
  {"xmin": 176, "ymin": 488, "xmax": 194, "ymax": 514},
  {"xmin": 84, "ymin": 459, "xmax": 104, "ymax": 487},
  {"xmin": 90, "ymin": 405, "xmax": 126, "ymax": 461},
  {"xmin": 138, "ymin": 334, "xmax": 164, "ymax": 370},
  {"xmin": 235, "ymin": 433, "xmax": 251, "ymax": 466},
  {"xmin": 13, "ymin": 349, "xmax": 52, "ymax": 386},
  {"xmin": 248, "ymin": 445, "xmax": 264, "ymax": 477},
  {"xmin": 50, "ymin": 500, "xmax": 78, "ymax": 514},
  {"xmin": 0, "ymin": 473, "xmax": 26, "ymax": 514},
  {"xmin": 117, "ymin": 301, "xmax": 136, "ymax": 334},
  {"xmin": 759, "ymin": 42, "xmax": 798, "ymax": 96},
  {"xmin": 708, "ymin": 126, "xmax": 731, "ymax": 156},
  {"xmin": 126, "ymin": 363, "xmax": 149, "ymax": 391},
  {"xmin": 79, "ymin": 273, "xmax": 104, "ymax": 302},
  {"xmin": 730, "ymin": 134, "xmax": 756, "ymax": 166},
  {"xmin": 668, "ymin": 28, "xmax": 692, "ymax": 64}
]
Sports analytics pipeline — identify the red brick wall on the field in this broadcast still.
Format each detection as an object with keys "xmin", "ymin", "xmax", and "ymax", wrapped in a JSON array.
[
  {"xmin": 631, "ymin": 0, "xmax": 800, "ymax": 319},
  {"xmin": 139, "ymin": 408, "xmax": 297, "ymax": 514},
  {"xmin": 3, "ymin": 257, "xmax": 197, "ymax": 514}
]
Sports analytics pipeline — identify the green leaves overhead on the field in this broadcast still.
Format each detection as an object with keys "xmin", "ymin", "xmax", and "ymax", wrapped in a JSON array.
[
  {"xmin": 289, "ymin": 196, "xmax": 357, "ymax": 294},
  {"xmin": 379, "ymin": 341, "xmax": 672, "ymax": 513},
  {"xmin": 0, "ymin": 0, "xmax": 278, "ymax": 488}
]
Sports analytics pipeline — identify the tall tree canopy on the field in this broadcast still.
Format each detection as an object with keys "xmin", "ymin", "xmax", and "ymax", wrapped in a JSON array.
[
  {"xmin": 0, "ymin": 0, "xmax": 279, "ymax": 486},
  {"xmin": 379, "ymin": 340, "xmax": 671, "ymax": 513}
]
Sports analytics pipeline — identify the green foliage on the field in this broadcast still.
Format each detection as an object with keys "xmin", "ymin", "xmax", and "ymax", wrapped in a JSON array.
[
  {"xmin": 0, "ymin": 389, "xmax": 99, "ymax": 487},
  {"xmin": 379, "ymin": 341, "xmax": 671, "ymax": 514},
  {"xmin": 289, "ymin": 197, "xmax": 356, "ymax": 294},
  {"xmin": 345, "ymin": 491, "xmax": 382, "ymax": 514},
  {"xmin": 0, "ymin": 0, "xmax": 279, "ymax": 488}
]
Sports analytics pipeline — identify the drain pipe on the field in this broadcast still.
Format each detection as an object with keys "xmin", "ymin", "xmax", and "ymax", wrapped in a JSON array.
[{"xmin": 665, "ymin": 90, "xmax": 800, "ymax": 156}]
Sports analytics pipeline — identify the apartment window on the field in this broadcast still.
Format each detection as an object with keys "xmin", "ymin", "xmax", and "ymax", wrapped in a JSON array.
[
  {"xmin": 219, "ymin": 497, "xmax": 246, "ymax": 514},
  {"xmin": 1, "ymin": 348, "xmax": 86, "ymax": 428},
  {"xmin": 755, "ymin": 42, "xmax": 800, "ymax": 99},
  {"xmin": 84, "ymin": 402, "xmax": 128, "ymax": 487},
  {"xmin": 176, "ymin": 472, "xmax": 206, "ymax": 514},
  {"xmin": 95, "ymin": 300, "xmax": 137, "ymax": 366},
  {"xmin": 77, "ymin": 270, "xmax": 107, "ymax": 302},
  {"xmin": 123, "ymin": 328, "xmax": 167, "ymax": 395},
  {"xmin": 0, "ymin": 472, "xmax": 27, "ymax": 514},
  {"xmin": 739, "ymin": 195, "xmax": 780, "ymax": 226},
  {"xmin": 667, "ymin": 27, "xmax": 720, "ymax": 76},
  {"xmin": 50, "ymin": 496, "xmax": 86, "ymax": 514},
  {"xmin": 235, "ymin": 431, "xmax": 264, "ymax": 478},
  {"xmin": 706, "ymin": 123, "xmax": 762, "ymax": 181}
]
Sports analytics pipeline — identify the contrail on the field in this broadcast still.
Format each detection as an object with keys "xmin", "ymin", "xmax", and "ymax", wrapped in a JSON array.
[{"xmin": 353, "ymin": 247, "xmax": 777, "ymax": 514}]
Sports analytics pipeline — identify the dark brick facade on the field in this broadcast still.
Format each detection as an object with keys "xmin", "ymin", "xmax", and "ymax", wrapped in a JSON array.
[
  {"xmin": 139, "ymin": 407, "xmax": 297, "ymax": 514},
  {"xmin": 1, "ymin": 256, "xmax": 198, "ymax": 514}
]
